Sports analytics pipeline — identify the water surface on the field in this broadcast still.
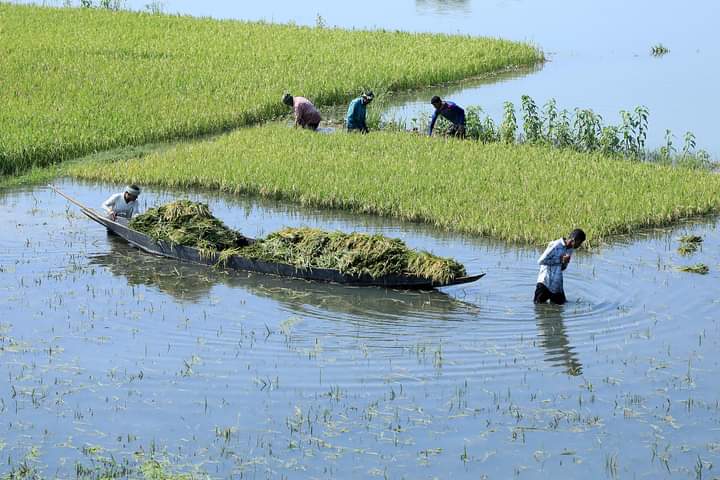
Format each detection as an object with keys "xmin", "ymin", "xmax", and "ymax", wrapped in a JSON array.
[{"xmin": 1, "ymin": 180, "xmax": 718, "ymax": 477}]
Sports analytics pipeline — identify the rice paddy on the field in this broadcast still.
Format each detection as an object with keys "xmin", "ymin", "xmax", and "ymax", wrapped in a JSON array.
[
  {"xmin": 0, "ymin": 3, "xmax": 541, "ymax": 176},
  {"xmin": 3, "ymin": 2, "xmax": 720, "ymax": 478},
  {"xmin": 68, "ymin": 123, "xmax": 720, "ymax": 245}
]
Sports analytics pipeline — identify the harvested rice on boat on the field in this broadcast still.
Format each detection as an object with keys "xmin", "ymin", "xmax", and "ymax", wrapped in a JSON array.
[
  {"xmin": 129, "ymin": 201, "xmax": 466, "ymax": 283},
  {"xmin": 128, "ymin": 200, "xmax": 250, "ymax": 251},
  {"xmin": 239, "ymin": 227, "xmax": 466, "ymax": 283}
]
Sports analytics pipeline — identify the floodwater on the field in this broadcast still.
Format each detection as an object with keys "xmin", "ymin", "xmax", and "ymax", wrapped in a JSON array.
[
  {"xmin": 1, "ymin": 179, "xmax": 719, "ymax": 478},
  {"xmin": 14, "ymin": 0, "xmax": 720, "ymax": 155}
]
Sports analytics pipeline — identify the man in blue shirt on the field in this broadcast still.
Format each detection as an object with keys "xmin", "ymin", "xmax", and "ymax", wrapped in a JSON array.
[
  {"xmin": 346, "ymin": 91, "xmax": 374, "ymax": 133},
  {"xmin": 429, "ymin": 96, "xmax": 466, "ymax": 138}
]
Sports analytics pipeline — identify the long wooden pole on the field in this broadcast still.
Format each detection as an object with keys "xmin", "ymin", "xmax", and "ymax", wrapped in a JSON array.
[{"xmin": 47, "ymin": 184, "xmax": 94, "ymax": 213}]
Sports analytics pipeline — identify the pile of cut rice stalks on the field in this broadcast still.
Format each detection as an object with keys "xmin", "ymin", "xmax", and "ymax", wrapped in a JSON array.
[
  {"xmin": 129, "ymin": 200, "xmax": 249, "ymax": 252},
  {"xmin": 238, "ymin": 227, "xmax": 466, "ymax": 283},
  {"xmin": 130, "ymin": 201, "xmax": 466, "ymax": 283}
]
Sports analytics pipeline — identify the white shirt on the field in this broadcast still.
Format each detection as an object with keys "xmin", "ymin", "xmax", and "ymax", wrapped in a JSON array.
[
  {"xmin": 102, "ymin": 193, "xmax": 139, "ymax": 219},
  {"xmin": 536, "ymin": 238, "xmax": 573, "ymax": 293}
]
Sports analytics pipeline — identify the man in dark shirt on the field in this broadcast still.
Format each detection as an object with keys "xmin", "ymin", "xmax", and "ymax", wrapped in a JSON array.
[{"xmin": 428, "ymin": 96, "xmax": 466, "ymax": 138}]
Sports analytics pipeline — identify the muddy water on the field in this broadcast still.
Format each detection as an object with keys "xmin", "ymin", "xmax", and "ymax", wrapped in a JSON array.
[{"xmin": 1, "ymin": 179, "xmax": 719, "ymax": 478}]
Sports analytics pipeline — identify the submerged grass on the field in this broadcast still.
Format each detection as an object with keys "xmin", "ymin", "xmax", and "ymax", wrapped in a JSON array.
[
  {"xmin": 678, "ymin": 235, "xmax": 703, "ymax": 244},
  {"xmin": 677, "ymin": 243, "xmax": 699, "ymax": 255},
  {"xmin": 0, "ymin": 4, "xmax": 541, "ymax": 175},
  {"xmin": 677, "ymin": 263, "xmax": 709, "ymax": 274},
  {"xmin": 69, "ymin": 124, "xmax": 720, "ymax": 245},
  {"xmin": 677, "ymin": 235, "xmax": 703, "ymax": 255}
]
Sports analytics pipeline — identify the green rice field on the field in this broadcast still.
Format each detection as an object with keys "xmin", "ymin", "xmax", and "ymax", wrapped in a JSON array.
[
  {"xmin": 3, "ymin": 2, "xmax": 720, "ymax": 478},
  {"xmin": 68, "ymin": 124, "xmax": 720, "ymax": 244},
  {"xmin": 0, "ymin": 3, "xmax": 541, "ymax": 175}
]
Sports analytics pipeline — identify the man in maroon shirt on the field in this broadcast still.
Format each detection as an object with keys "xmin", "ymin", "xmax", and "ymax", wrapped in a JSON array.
[{"xmin": 282, "ymin": 93, "xmax": 322, "ymax": 130}]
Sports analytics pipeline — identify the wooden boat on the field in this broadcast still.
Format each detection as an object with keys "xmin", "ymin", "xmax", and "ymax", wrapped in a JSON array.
[{"xmin": 50, "ymin": 186, "xmax": 484, "ymax": 289}]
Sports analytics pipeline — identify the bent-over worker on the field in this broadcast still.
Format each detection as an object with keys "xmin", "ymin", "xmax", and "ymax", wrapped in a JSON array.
[
  {"xmin": 534, "ymin": 228, "xmax": 586, "ymax": 305},
  {"xmin": 102, "ymin": 185, "xmax": 141, "ymax": 221},
  {"xmin": 346, "ymin": 91, "xmax": 374, "ymax": 133},
  {"xmin": 282, "ymin": 93, "xmax": 322, "ymax": 130},
  {"xmin": 429, "ymin": 96, "xmax": 466, "ymax": 138}
]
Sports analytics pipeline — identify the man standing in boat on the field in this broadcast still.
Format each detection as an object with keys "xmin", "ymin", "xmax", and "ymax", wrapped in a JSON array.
[
  {"xmin": 428, "ymin": 96, "xmax": 466, "ymax": 138},
  {"xmin": 102, "ymin": 185, "xmax": 141, "ymax": 221},
  {"xmin": 534, "ymin": 229, "xmax": 586, "ymax": 305},
  {"xmin": 282, "ymin": 93, "xmax": 322, "ymax": 130},
  {"xmin": 346, "ymin": 91, "xmax": 374, "ymax": 133}
]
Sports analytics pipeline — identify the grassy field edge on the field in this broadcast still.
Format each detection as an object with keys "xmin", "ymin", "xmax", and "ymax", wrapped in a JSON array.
[
  {"xmin": 0, "ymin": 4, "xmax": 542, "ymax": 176},
  {"xmin": 66, "ymin": 124, "xmax": 720, "ymax": 245}
]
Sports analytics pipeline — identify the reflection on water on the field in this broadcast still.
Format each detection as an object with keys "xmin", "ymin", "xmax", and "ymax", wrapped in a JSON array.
[
  {"xmin": 416, "ymin": 0, "xmax": 471, "ymax": 15},
  {"xmin": 91, "ymin": 233, "xmax": 480, "ymax": 321},
  {"xmin": 534, "ymin": 304, "xmax": 582, "ymax": 375},
  {"xmin": 88, "ymin": 236, "xmax": 218, "ymax": 302}
]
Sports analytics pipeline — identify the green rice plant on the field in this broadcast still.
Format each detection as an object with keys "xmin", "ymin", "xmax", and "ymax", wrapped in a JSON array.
[
  {"xmin": 500, "ymin": 101, "xmax": 518, "ymax": 144},
  {"xmin": 542, "ymin": 98, "xmax": 558, "ymax": 144},
  {"xmin": 68, "ymin": 123, "xmax": 720, "ymax": 244},
  {"xmin": 658, "ymin": 129, "xmax": 676, "ymax": 163},
  {"xmin": 677, "ymin": 264, "xmax": 709, "ymax": 274},
  {"xmin": 635, "ymin": 106, "xmax": 649, "ymax": 154},
  {"xmin": 0, "ymin": 4, "xmax": 542, "ymax": 176},
  {"xmin": 619, "ymin": 106, "xmax": 649, "ymax": 159},
  {"xmin": 521, "ymin": 95, "xmax": 542, "ymax": 144},
  {"xmin": 598, "ymin": 126, "xmax": 621, "ymax": 155},
  {"xmin": 555, "ymin": 109, "xmax": 574, "ymax": 149},
  {"xmin": 646, "ymin": 129, "xmax": 712, "ymax": 169},
  {"xmin": 683, "ymin": 131, "xmax": 697, "ymax": 156},
  {"xmin": 465, "ymin": 106, "xmax": 498, "ymax": 143},
  {"xmin": 574, "ymin": 108, "xmax": 602, "ymax": 152}
]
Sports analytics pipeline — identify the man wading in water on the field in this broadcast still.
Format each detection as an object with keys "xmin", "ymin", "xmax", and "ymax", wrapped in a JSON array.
[
  {"xmin": 534, "ymin": 229, "xmax": 586, "ymax": 305},
  {"xmin": 102, "ymin": 185, "xmax": 141, "ymax": 221},
  {"xmin": 282, "ymin": 93, "xmax": 322, "ymax": 130}
]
